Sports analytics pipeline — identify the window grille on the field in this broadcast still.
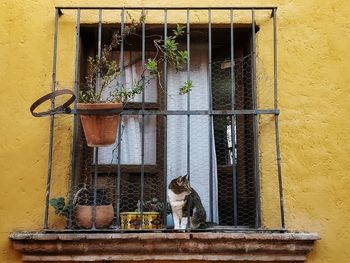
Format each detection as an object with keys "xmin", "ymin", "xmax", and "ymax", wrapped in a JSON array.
[{"xmin": 44, "ymin": 6, "xmax": 284, "ymax": 232}]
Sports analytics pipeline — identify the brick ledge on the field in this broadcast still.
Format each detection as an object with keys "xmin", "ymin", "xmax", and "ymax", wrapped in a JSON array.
[{"xmin": 9, "ymin": 231, "xmax": 319, "ymax": 262}]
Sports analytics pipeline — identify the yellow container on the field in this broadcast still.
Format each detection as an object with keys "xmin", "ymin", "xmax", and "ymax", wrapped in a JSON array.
[{"xmin": 120, "ymin": 212, "xmax": 162, "ymax": 230}]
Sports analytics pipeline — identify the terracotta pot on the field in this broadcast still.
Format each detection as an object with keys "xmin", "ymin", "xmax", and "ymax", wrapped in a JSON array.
[
  {"xmin": 74, "ymin": 204, "xmax": 114, "ymax": 229},
  {"xmin": 77, "ymin": 103, "xmax": 123, "ymax": 147}
]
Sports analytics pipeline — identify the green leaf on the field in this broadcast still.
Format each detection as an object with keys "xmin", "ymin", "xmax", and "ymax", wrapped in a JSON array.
[
  {"xmin": 49, "ymin": 197, "xmax": 68, "ymax": 217},
  {"xmin": 179, "ymin": 80, "xmax": 193, "ymax": 95},
  {"xmin": 164, "ymin": 38, "xmax": 178, "ymax": 52},
  {"xmin": 178, "ymin": 50, "xmax": 188, "ymax": 60},
  {"xmin": 173, "ymin": 24, "xmax": 186, "ymax": 37},
  {"xmin": 146, "ymin": 58, "xmax": 158, "ymax": 75}
]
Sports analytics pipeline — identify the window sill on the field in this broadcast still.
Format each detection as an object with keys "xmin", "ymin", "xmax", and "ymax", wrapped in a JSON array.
[{"xmin": 10, "ymin": 231, "xmax": 319, "ymax": 262}]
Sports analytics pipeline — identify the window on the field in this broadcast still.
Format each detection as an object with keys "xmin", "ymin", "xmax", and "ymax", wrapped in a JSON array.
[{"xmin": 74, "ymin": 24, "xmax": 259, "ymax": 228}]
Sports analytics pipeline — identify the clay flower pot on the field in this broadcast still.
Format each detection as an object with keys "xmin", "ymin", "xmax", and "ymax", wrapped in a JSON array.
[
  {"xmin": 74, "ymin": 204, "xmax": 114, "ymax": 229},
  {"xmin": 77, "ymin": 102, "xmax": 123, "ymax": 147}
]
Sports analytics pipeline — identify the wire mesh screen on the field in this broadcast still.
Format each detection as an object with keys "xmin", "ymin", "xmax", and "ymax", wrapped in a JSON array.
[
  {"xmin": 45, "ymin": 7, "xmax": 284, "ymax": 232},
  {"xmin": 212, "ymin": 57, "xmax": 256, "ymax": 227},
  {"xmin": 69, "ymin": 114, "xmax": 166, "ymax": 230},
  {"xmin": 61, "ymin": 55, "xmax": 258, "ymax": 230}
]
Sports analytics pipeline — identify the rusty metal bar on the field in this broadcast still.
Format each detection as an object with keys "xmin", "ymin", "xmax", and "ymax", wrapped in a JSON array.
[
  {"xmin": 57, "ymin": 6, "xmax": 277, "ymax": 10},
  {"xmin": 44, "ymin": 8, "xmax": 59, "ymax": 230},
  {"xmin": 230, "ymin": 8, "xmax": 238, "ymax": 226},
  {"xmin": 273, "ymin": 8, "xmax": 285, "ymax": 230},
  {"xmin": 119, "ymin": 8, "xmax": 125, "ymax": 86},
  {"xmin": 186, "ymin": 9, "xmax": 191, "ymax": 230},
  {"xmin": 63, "ymin": 109, "xmax": 280, "ymax": 116},
  {"xmin": 140, "ymin": 8, "xmax": 146, "ymax": 230},
  {"xmin": 163, "ymin": 8, "xmax": 168, "ymax": 228},
  {"xmin": 251, "ymin": 9, "xmax": 261, "ymax": 228},
  {"xmin": 115, "ymin": 8, "xmax": 125, "ymax": 230},
  {"xmin": 115, "ymin": 116, "xmax": 122, "ymax": 229},
  {"xmin": 67, "ymin": 8, "xmax": 81, "ymax": 229},
  {"xmin": 208, "ymin": 8, "xmax": 214, "ymax": 222},
  {"xmin": 92, "ymin": 9, "xmax": 103, "ymax": 230}
]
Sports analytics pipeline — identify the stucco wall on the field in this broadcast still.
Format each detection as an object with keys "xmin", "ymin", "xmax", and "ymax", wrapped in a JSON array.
[{"xmin": 0, "ymin": 0, "xmax": 349, "ymax": 262}]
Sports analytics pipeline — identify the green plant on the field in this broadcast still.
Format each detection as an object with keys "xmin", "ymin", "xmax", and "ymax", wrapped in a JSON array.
[
  {"xmin": 49, "ymin": 197, "xmax": 69, "ymax": 217},
  {"xmin": 179, "ymin": 80, "xmax": 193, "ymax": 95},
  {"xmin": 80, "ymin": 13, "xmax": 192, "ymax": 104},
  {"xmin": 136, "ymin": 198, "xmax": 171, "ymax": 214},
  {"xmin": 80, "ymin": 13, "xmax": 145, "ymax": 103},
  {"xmin": 150, "ymin": 24, "xmax": 192, "ymax": 93}
]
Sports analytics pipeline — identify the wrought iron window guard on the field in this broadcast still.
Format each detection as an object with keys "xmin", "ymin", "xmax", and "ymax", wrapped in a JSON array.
[{"xmin": 42, "ymin": 6, "xmax": 285, "ymax": 233}]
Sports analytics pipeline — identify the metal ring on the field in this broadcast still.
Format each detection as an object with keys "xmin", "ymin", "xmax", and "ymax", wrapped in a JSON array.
[{"xmin": 30, "ymin": 89, "xmax": 76, "ymax": 117}]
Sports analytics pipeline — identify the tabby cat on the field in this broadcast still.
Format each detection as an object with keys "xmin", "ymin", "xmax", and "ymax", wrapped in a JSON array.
[{"xmin": 168, "ymin": 175, "xmax": 206, "ymax": 229}]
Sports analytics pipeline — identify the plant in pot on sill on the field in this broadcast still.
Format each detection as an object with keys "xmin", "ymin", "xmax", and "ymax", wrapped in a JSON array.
[
  {"xmin": 49, "ymin": 188, "xmax": 114, "ymax": 229},
  {"xmin": 78, "ymin": 15, "xmax": 193, "ymax": 147},
  {"xmin": 120, "ymin": 198, "xmax": 171, "ymax": 230}
]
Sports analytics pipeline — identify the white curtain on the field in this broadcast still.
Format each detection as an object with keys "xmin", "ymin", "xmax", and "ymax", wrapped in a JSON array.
[
  {"xmin": 166, "ymin": 43, "xmax": 219, "ymax": 223},
  {"xmin": 97, "ymin": 46, "xmax": 219, "ymax": 223},
  {"xmin": 98, "ymin": 51, "xmax": 157, "ymax": 165}
]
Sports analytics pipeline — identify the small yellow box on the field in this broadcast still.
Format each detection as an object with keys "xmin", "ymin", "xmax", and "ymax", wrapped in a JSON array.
[{"xmin": 120, "ymin": 212, "xmax": 162, "ymax": 230}]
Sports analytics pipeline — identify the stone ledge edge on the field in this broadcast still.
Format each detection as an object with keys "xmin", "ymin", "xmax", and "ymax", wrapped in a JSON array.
[
  {"xmin": 10, "ymin": 231, "xmax": 320, "ymax": 241},
  {"xmin": 10, "ymin": 231, "xmax": 320, "ymax": 262}
]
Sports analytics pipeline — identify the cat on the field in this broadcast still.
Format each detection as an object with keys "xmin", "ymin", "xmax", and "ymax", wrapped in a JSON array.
[{"xmin": 168, "ymin": 175, "xmax": 206, "ymax": 229}]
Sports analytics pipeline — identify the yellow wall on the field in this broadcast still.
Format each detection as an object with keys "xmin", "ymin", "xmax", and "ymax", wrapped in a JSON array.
[{"xmin": 0, "ymin": 0, "xmax": 349, "ymax": 262}]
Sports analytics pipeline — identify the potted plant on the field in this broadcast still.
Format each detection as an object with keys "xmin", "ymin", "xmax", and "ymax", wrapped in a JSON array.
[
  {"xmin": 77, "ymin": 15, "xmax": 192, "ymax": 147},
  {"xmin": 77, "ymin": 15, "xmax": 144, "ymax": 147},
  {"xmin": 120, "ymin": 198, "xmax": 170, "ymax": 230},
  {"xmin": 73, "ymin": 188, "xmax": 114, "ymax": 228},
  {"xmin": 50, "ymin": 188, "xmax": 114, "ymax": 229},
  {"xmin": 78, "ymin": 14, "xmax": 192, "ymax": 147}
]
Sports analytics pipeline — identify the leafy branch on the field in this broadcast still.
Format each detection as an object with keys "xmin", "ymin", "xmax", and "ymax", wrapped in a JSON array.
[
  {"xmin": 49, "ymin": 197, "xmax": 69, "ymax": 218},
  {"xmin": 179, "ymin": 80, "xmax": 193, "ymax": 95},
  {"xmin": 80, "ymin": 13, "xmax": 193, "ymax": 104}
]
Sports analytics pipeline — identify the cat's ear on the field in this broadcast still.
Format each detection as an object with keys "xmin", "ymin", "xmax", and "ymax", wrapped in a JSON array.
[
  {"xmin": 176, "ymin": 176, "xmax": 183, "ymax": 185},
  {"xmin": 183, "ymin": 174, "xmax": 188, "ymax": 180}
]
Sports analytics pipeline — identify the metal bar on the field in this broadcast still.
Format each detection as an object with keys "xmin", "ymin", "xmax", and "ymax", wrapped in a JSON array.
[
  {"xmin": 96, "ymin": 9, "xmax": 103, "ymax": 92},
  {"xmin": 115, "ymin": 117, "xmax": 122, "ymax": 229},
  {"xmin": 115, "ymin": 9, "xmax": 125, "ymax": 230},
  {"xmin": 57, "ymin": 6, "xmax": 277, "ymax": 10},
  {"xmin": 230, "ymin": 8, "xmax": 238, "ymax": 226},
  {"xmin": 44, "ymin": 8, "xmax": 59, "ymax": 230},
  {"xmin": 119, "ymin": 8, "xmax": 125, "ymax": 86},
  {"xmin": 275, "ymin": 115, "xmax": 285, "ymax": 229},
  {"xmin": 186, "ymin": 9, "xmax": 191, "ymax": 230},
  {"xmin": 67, "ymin": 109, "xmax": 279, "ymax": 116},
  {"xmin": 43, "ymin": 226, "xmax": 287, "ymax": 234},
  {"xmin": 122, "ymin": 110, "xmax": 279, "ymax": 115},
  {"xmin": 92, "ymin": 149, "xmax": 98, "ymax": 230},
  {"xmin": 208, "ymin": 8, "xmax": 214, "ymax": 222},
  {"xmin": 162, "ymin": 9, "xmax": 168, "ymax": 228},
  {"xmin": 92, "ymin": 9, "xmax": 103, "ymax": 230},
  {"xmin": 43, "ymin": 225, "xmax": 287, "ymax": 233},
  {"xmin": 140, "ymin": 8, "xmax": 145, "ymax": 230},
  {"xmin": 251, "ymin": 9, "xmax": 261, "ymax": 228},
  {"xmin": 273, "ymin": 8, "xmax": 285, "ymax": 230},
  {"xmin": 273, "ymin": 8, "xmax": 277, "ymax": 111},
  {"xmin": 68, "ymin": 8, "xmax": 81, "ymax": 229}
]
